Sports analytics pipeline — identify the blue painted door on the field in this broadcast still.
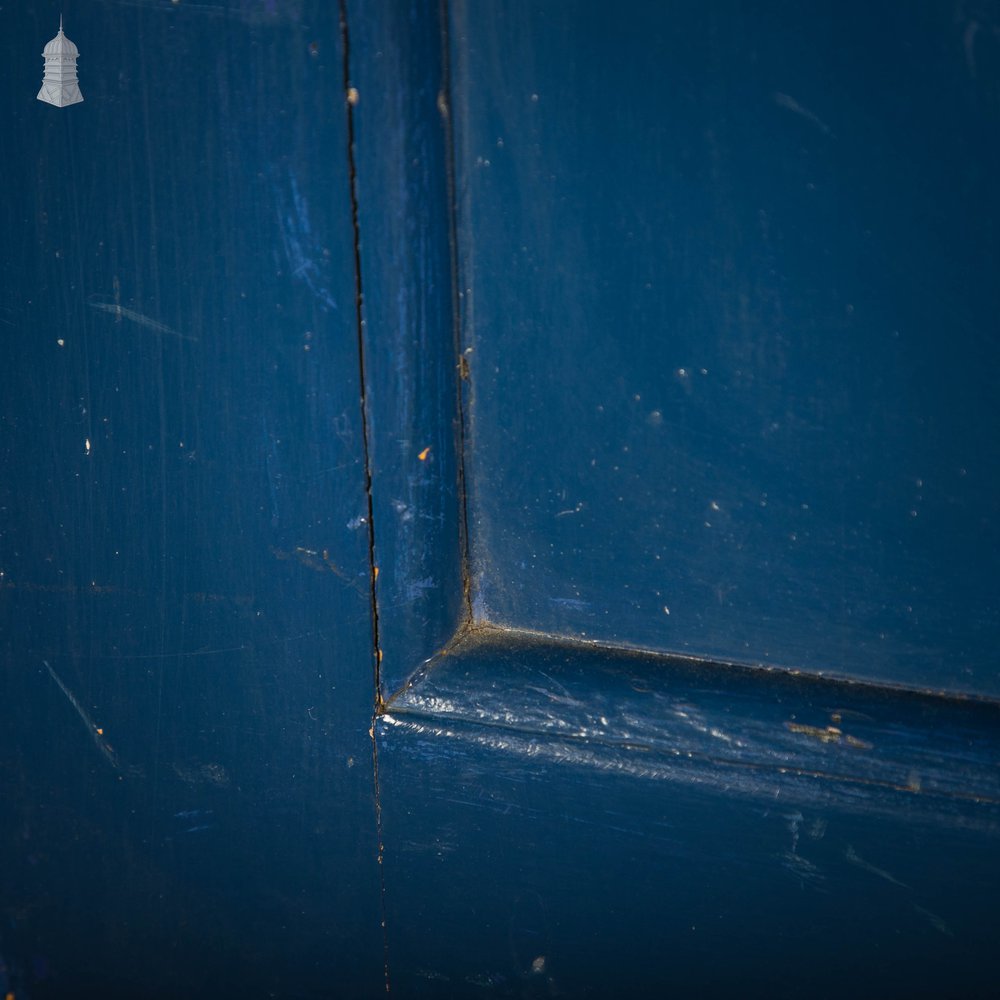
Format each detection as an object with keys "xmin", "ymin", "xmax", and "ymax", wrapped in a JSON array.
[{"xmin": 2, "ymin": 3, "xmax": 998, "ymax": 997}]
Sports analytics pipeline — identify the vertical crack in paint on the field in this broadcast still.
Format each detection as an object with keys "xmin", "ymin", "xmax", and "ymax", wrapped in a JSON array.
[
  {"xmin": 339, "ymin": 3, "xmax": 391, "ymax": 992},
  {"xmin": 339, "ymin": 0, "xmax": 382, "ymax": 713},
  {"xmin": 438, "ymin": 0, "xmax": 475, "ymax": 629}
]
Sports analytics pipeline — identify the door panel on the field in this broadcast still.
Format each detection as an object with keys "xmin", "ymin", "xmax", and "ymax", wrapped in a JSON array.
[
  {"xmin": 2, "ymin": 2, "xmax": 998, "ymax": 997},
  {"xmin": 373, "ymin": 3, "xmax": 1000, "ymax": 994},
  {"xmin": 449, "ymin": 0, "xmax": 1000, "ymax": 696}
]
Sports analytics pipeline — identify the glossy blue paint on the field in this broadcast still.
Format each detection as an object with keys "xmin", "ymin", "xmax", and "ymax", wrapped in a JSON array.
[
  {"xmin": 1, "ymin": 3, "xmax": 383, "ymax": 995},
  {"xmin": 389, "ymin": 627, "xmax": 1000, "ymax": 817},
  {"xmin": 449, "ymin": 0, "xmax": 1000, "ymax": 696},
  {"xmin": 1, "ymin": 2, "xmax": 998, "ymax": 996},
  {"xmin": 380, "ymin": 630, "xmax": 1000, "ymax": 993},
  {"xmin": 379, "ymin": 699, "xmax": 1000, "ymax": 997},
  {"xmin": 346, "ymin": 0, "xmax": 468, "ymax": 697}
]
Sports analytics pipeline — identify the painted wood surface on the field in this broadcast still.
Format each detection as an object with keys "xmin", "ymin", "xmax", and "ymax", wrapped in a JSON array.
[
  {"xmin": 1, "ymin": 2, "xmax": 998, "ymax": 997},
  {"xmin": 450, "ymin": 0, "xmax": 1000, "ymax": 696},
  {"xmin": 1, "ymin": 3, "xmax": 384, "ymax": 995}
]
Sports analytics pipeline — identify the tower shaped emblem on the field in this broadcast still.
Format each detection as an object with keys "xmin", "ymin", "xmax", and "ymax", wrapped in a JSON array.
[{"xmin": 37, "ymin": 17, "xmax": 83, "ymax": 108}]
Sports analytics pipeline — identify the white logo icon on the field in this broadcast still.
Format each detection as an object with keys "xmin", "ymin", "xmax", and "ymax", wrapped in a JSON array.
[{"xmin": 38, "ymin": 16, "xmax": 83, "ymax": 108}]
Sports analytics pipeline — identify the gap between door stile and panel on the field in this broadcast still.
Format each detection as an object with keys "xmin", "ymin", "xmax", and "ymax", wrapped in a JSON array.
[
  {"xmin": 340, "ymin": 0, "xmax": 482, "ymax": 991},
  {"xmin": 338, "ymin": 3, "xmax": 390, "ymax": 992}
]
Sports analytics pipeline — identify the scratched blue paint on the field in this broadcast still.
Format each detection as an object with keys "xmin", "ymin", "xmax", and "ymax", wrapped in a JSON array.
[
  {"xmin": 347, "ymin": 0, "xmax": 468, "ymax": 695},
  {"xmin": 272, "ymin": 166, "xmax": 339, "ymax": 311},
  {"xmin": 0, "ymin": 3, "xmax": 383, "ymax": 995},
  {"xmin": 449, "ymin": 0, "xmax": 1000, "ymax": 697},
  {"xmin": 3, "ymin": 2, "xmax": 999, "ymax": 996},
  {"xmin": 379, "ymin": 630, "xmax": 1000, "ymax": 996}
]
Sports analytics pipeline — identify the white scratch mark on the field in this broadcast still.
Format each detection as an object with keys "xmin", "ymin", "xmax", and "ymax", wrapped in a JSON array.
[
  {"xmin": 913, "ymin": 903, "xmax": 954, "ymax": 937},
  {"xmin": 273, "ymin": 169, "xmax": 338, "ymax": 311},
  {"xmin": 845, "ymin": 844, "xmax": 910, "ymax": 889},
  {"xmin": 88, "ymin": 299, "xmax": 198, "ymax": 341},
  {"xmin": 42, "ymin": 660, "xmax": 120, "ymax": 771},
  {"xmin": 774, "ymin": 92, "xmax": 833, "ymax": 136}
]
